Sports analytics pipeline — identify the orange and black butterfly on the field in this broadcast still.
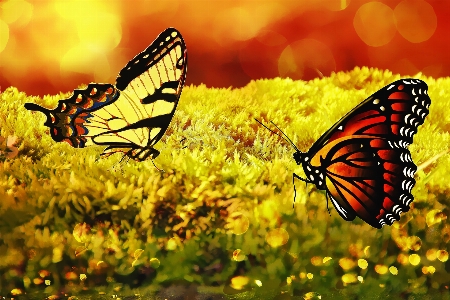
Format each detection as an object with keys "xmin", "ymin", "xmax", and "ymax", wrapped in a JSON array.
[
  {"xmin": 25, "ymin": 27, "xmax": 187, "ymax": 166},
  {"xmin": 256, "ymin": 79, "xmax": 431, "ymax": 228}
]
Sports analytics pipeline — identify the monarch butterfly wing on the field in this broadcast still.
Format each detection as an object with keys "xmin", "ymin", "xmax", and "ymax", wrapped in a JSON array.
[
  {"xmin": 24, "ymin": 84, "xmax": 120, "ymax": 148},
  {"xmin": 307, "ymin": 79, "xmax": 430, "ymax": 228},
  {"xmin": 96, "ymin": 27, "xmax": 187, "ymax": 159},
  {"xmin": 320, "ymin": 137, "xmax": 416, "ymax": 229},
  {"xmin": 308, "ymin": 79, "xmax": 431, "ymax": 157}
]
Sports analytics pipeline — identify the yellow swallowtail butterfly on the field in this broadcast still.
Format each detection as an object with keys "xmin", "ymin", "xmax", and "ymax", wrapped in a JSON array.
[{"xmin": 25, "ymin": 27, "xmax": 187, "ymax": 165}]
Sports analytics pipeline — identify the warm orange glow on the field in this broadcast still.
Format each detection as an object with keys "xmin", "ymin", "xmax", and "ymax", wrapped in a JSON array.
[
  {"xmin": 353, "ymin": 2, "xmax": 396, "ymax": 47},
  {"xmin": 0, "ymin": 0, "xmax": 33, "ymax": 26},
  {"xmin": 323, "ymin": 0, "xmax": 351, "ymax": 11},
  {"xmin": 394, "ymin": 0, "xmax": 437, "ymax": 43},
  {"xmin": 278, "ymin": 39, "xmax": 335, "ymax": 79},
  {"xmin": 0, "ymin": 0, "xmax": 448, "ymax": 96},
  {"xmin": 0, "ymin": 19, "xmax": 9, "ymax": 53},
  {"xmin": 214, "ymin": 3, "xmax": 287, "ymax": 45}
]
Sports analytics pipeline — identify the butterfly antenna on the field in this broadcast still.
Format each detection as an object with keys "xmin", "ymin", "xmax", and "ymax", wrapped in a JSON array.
[
  {"xmin": 269, "ymin": 121, "xmax": 300, "ymax": 152},
  {"xmin": 254, "ymin": 118, "xmax": 299, "ymax": 152}
]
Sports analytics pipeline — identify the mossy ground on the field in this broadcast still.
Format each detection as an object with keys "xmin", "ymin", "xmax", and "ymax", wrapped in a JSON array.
[{"xmin": 0, "ymin": 67, "xmax": 449, "ymax": 299}]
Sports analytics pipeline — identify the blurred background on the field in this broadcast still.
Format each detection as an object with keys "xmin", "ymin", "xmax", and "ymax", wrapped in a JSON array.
[{"xmin": 0, "ymin": 0, "xmax": 448, "ymax": 97}]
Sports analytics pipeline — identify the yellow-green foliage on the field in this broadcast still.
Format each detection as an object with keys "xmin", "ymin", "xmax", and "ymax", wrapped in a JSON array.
[{"xmin": 0, "ymin": 67, "xmax": 449, "ymax": 298}]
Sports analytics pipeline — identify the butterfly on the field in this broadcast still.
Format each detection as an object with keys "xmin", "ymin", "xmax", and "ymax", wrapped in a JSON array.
[
  {"xmin": 256, "ymin": 79, "xmax": 431, "ymax": 229},
  {"xmin": 24, "ymin": 27, "xmax": 187, "ymax": 168}
]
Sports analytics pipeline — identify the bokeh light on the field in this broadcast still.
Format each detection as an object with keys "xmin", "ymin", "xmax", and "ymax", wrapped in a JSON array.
[
  {"xmin": 240, "ymin": 30, "xmax": 288, "ymax": 80},
  {"xmin": 227, "ymin": 213, "xmax": 250, "ymax": 235},
  {"xmin": 339, "ymin": 258, "xmax": 356, "ymax": 270},
  {"xmin": 149, "ymin": 258, "xmax": 161, "ymax": 268},
  {"xmin": 389, "ymin": 266, "xmax": 398, "ymax": 275},
  {"xmin": 0, "ymin": 0, "xmax": 32, "ymax": 26},
  {"xmin": 353, "ymin": 2, "xmax": 396, "ymax": 47},
  {"xmin": 323, "ymin": 257, "xmax": 332, "ymax": 264},
  {"xmin": 230, "ymin": 275, "xmax": 249, "ymax": 290},
  {"xmin": 311, "ymin": 256, "xmax": 323, "ymax": 266},
  {"xmin": 0, "ymin": 19, "xmax": 9, "ymax": 53},
  {"xmin": 303, "ymin": 291, "xmax": 322, "ymax": 299},
  {"xmin": 232, "ymin": 249, "xmax": 246, "ymax": 262},
  {"xmin": 409, "ymin": 254, "xmax": 421, "ymax": 266},
  {"xmin": 374, "ymin": 264, "xmax": 388, "ymax": 275},
  {"xmin": 342, "ymin": 273, "xmax": 358, "ymax": 284},
  {"xmin": 265, "ymin": 228, "xmax": 289, "ymax": 248},
  {"xmin": 437, "ymin": 250, "xmax": 449, "ymax": 262},
  {"xmin": 394, "ymin": 0, "xmax": 437, "ymax": 43},
  {"xmin": 214, "ymin": 3, "xmax": 287, "ymax": 43},
  {"xmin": 278, "ymin": 39, "xmax": 335, "ymax": 79},
  {"xmin": 358, "ymin": 259, "xmax": 368, "ymax": 269},
  {"xmin": 323, "ymin": 0, "xmax": 351, "ymax": 11}
]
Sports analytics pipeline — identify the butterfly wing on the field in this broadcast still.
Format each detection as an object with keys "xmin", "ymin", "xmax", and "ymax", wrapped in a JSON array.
[
  {"xmin": 25, "ymin": 27, "xmax": 187, "ymax": 161},
  {"xmin": 102, "ymin": 27, "xmax": 187, "ymax": 158},
  {"xmin": 24, "ymin": 84, "xmax": 120, "ymax": 148},
  {"xmin": 309, "ymin": 79, "xmax": 430, "ymax": 157},
  {"xmin": 323, "ymin": 137, "xmax": 416, "ymax": 228},
  {"xmin": 307, "ymin": 79, "xmax": 430, "ymax": 228}
]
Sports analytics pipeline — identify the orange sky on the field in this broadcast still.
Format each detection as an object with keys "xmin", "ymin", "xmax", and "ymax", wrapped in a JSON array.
[{"xmin": 0, "ymin": 0, "xmax": 448, "ymax": 96}]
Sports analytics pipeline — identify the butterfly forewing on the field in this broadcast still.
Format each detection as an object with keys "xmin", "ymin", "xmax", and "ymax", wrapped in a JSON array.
[
  {"xmin": 309, "ymin": 79, "xmax": 430, "ymax": 155},
  {"xmin": 93, "ymin": 28, "xmax": 187, "ymax": 157}
]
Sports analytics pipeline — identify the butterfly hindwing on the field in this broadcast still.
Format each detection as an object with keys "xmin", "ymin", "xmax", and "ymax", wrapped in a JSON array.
[
  {"xmin": 322, "ymin": 137, "xmax": 416, "ymax": 228},
  {"xmin": 25, "ymin": 27, "xmax": 187, "ymax": 162},
  {"xmin": 24, "ymin": 84, "xmax": 119, "ymax": 148}
]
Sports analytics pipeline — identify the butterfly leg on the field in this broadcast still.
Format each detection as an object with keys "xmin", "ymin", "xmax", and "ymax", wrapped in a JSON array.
[
  {"xmin": 292, "ymin": 173, "xmax": 313, "ymax": 208},
  {"xmin": 292, "ymin": 173, "xmax": 297, "ymax": 209},
  {"xmin": 325, "ymin": 192, "xmax": 331, "ymax": 216},
  {"xmin": 150, "ymin": 159, "xmax": 165, "ymax": 173},
  {"xmin": 180, "ymin": 137, "xmax": 188, "ymax": 149}
]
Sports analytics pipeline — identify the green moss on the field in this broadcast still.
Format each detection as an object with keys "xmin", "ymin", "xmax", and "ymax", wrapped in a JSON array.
[{"xmin": 0, "ymin": 67, "xmax": 449, "ymax": 298}]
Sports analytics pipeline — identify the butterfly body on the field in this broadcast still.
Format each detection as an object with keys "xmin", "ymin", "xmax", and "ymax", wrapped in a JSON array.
[
  {"xmin": 25, "ymin": 28, "xmax": 187, "ymax": 163},
  {"xmin": 260, "ymin": 79, "xmax": 431, "ymax": 229}
]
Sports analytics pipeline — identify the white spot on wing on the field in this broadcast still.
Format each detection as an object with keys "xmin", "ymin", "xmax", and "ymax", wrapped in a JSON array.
[{"xmin": 329, "ymin": 194, "xmax": 348, "ymax": 218}]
